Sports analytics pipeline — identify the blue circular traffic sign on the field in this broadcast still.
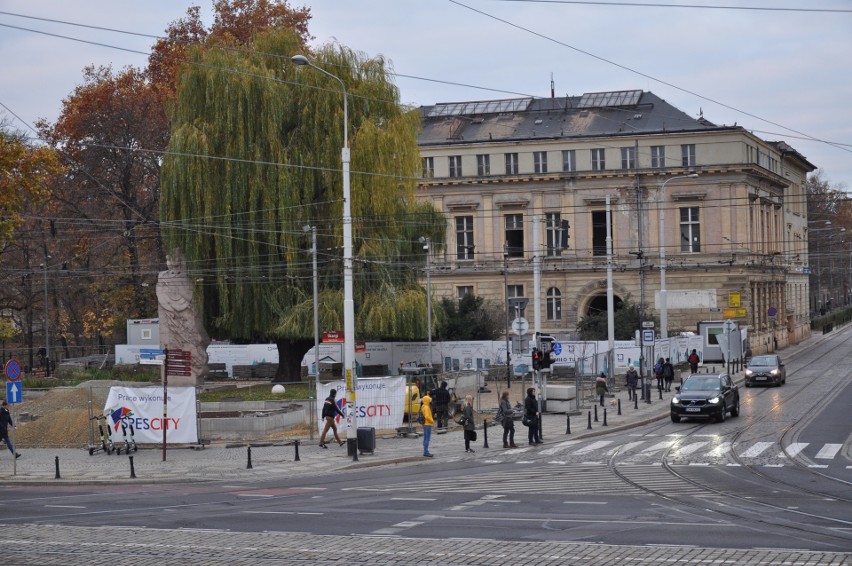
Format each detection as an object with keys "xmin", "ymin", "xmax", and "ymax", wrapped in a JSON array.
[
  {"xmin": 5, "ymin": 359, "xmax": 22, "ymax": 382},
  {"xmin": 553, "ymin": 342, "xmax": 562, "ymax": 356}
]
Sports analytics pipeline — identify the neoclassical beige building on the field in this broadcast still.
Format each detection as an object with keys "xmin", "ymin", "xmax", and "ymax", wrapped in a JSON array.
[{"xmin": 416, "ymin": 91, "xmax": 816, "ymax": 355}]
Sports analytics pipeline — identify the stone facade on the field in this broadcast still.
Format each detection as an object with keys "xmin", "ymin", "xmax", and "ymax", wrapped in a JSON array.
[{"xmin": 416, "ymin": 91, "xmax": 815, "ymax": 355}]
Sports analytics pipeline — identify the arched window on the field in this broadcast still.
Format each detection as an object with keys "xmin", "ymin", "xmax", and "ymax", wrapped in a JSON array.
[{"xmin": 547, "ymin": 287, "xmax": 562, "ymax": 321}]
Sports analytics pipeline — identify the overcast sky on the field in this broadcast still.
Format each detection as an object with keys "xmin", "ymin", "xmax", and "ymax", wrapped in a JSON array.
[{"xmin": 1, "ymin": 1, "xmax": 850, "ymax": 189}]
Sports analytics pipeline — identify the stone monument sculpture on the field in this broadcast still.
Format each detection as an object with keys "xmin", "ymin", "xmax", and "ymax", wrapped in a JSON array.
[{"xmin": 156, "ymin": 248, "xmax": 209, "ymax": 386}]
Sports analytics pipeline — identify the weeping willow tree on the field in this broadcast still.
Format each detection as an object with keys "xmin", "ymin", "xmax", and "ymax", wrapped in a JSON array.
[{"xmin": 161, "ymin": 29, "xmax": 445, "ymax": 375}]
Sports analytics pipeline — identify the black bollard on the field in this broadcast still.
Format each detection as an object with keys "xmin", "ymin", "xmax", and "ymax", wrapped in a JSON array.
[
  {"xmin": 634, "ymin": 392, "xmax": 639, "ymax": 410},
  {"xmin": 483, "ymin": 419, "xmax": 489, "ymax": 448},
  {"xmin": 129, "ymin": 455, "xmax": 137, "ymax": 479},
  {"xmin": 603, "ymin": 408, "xmax": 608, "ymax": 426},
  {"xmin": 659, "ymin": 386, "xmax": 663, "ymax": 400},
  {"xmin": 566, "ymin": 414, "xmax": 571, "ymax": 435},
  {"xmin": 594, "ymin": 404, "xmax": 599, "ymax": 422},
  {"xmin": 587, "ymin": 410, "xmax": 592, "ymax": 430},
  {"xmin": 352, "ymin": 439, "xmax": 359, "ymax": 462},
  {"xmin": 617, "ymin": 398, "xmax": 622, "ymax": 416},
  {"xmin": 54, "ymin": 456, "xmax": 60, "ymax": 479},
  {"xmin": 247, "ymin": 446, "xmax": 253, "ymax": 469},
  {"xmin": 538, "ymin": 414, "xmax": 543, "ymax": 441},
  {"xmin": 294, "ymin": 439, "xmax": 300, "ymax": 462}
]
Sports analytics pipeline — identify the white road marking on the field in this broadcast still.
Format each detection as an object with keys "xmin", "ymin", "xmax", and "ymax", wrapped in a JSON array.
[
  {"xmin": 739, "ymin": 442, "xmax": 773, "ymax": 458},
  {"xmin": 815, "ymin": 444, "xmax": 841, "ymax": 459},
  {"xmin": 785, "ymin": 442, "xmax": 808, "ymax": 458}
]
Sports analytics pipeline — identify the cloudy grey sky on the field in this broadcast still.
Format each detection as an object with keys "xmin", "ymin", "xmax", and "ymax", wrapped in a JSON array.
[{"xmin": 1, "ymin": 1, "xmax": 850, "ymax": 188}]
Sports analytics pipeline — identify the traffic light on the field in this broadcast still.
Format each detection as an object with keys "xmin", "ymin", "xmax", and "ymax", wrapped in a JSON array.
[
  {"xmin": 538, "ymin": 334, "xmax": 556, "ymax": 369},
  {"xmin": 531, "ymin": 348, "xmax": 541, "ymax": 371}
]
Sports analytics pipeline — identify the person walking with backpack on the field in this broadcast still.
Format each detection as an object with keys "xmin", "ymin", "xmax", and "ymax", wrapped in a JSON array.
[
  {"xmin": 0, "ymin": 400, "xmax": 20, "ymax": 459},
  {"xmin": 498, "ymin": 391, "xmax": 517, "ymax": 449},
  {"xmin": 319, "ymin": 389, "xmax": 346, "ymax": 448},
  {"xmin": 654, "ymin": 358, "xmax": 665, "ymax": 392},
  {"xmin": 688, "ymin": 349, "xmax": 700, "ymax": 374},
  {"xmin": 663, "ymin": 358, "xmax": 675, "ymax": 392}
]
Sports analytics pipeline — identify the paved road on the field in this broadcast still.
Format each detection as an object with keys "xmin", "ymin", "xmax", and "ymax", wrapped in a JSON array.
[{"xmin": 1, "ymin": 328, "xmax": 850, "ymax": 565}]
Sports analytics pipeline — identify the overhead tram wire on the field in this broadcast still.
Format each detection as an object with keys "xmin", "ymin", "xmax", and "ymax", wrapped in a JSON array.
[
  {"xmin": 484, "ymin": 0, "xmax": 852, "ymax": 14},
  {"xmin": 2, "ymin": 10, "xmax": 849, "ymax": 156},
  {"xmin": 448, "ymin": 0, "xmax": 852, "ymax": 155}
]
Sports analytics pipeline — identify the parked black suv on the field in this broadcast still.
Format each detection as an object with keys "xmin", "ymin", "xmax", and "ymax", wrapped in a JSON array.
[
  {"xmin": 744, "ymin": 354, "xmax": 786, "ymax": 387},
  {"xmin": 671, "ymin": 373, "xmax": 740, "ymax": 423}
]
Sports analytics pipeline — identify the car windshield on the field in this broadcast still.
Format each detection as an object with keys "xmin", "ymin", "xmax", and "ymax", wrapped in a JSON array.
[
  {"xmin": 750, "ymin": 356, "xmax": 777, "ymax": 367},
  {"xmin": 682, "ymin": 377, "xmax": 720, "ymax": 391}
]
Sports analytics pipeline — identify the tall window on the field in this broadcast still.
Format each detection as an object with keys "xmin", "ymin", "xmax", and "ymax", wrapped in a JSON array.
[
  {"xmin": 455, "ymin": 216, "xmax": 474, "ymax": 260},
  {"xmin": 680, "ymin": 207, "xmax": 700, "ymax": 252},
  {"xmin": 591, "ymin": 210, "xmax": 611, "ymax": 256},
  {"xmin": 651, "ymin": 145, "xmax": 665, "ymax": 168},
  {"xmin": 620, "ymin": 147, "xmax": 636, "ymax": 169},
  {"xmin": 562, "ymin": 149, "xmax": 576, "ymax": 172},
  {"xmin": 505, "ymin": 214, "xmax": 524, "ymax": 258},
  {"xmin": 422, "ymin": 156, "xmax": 434, "ymax": 178},
  {"xmin": 534, "ymin": 151, "xmax": 548, "ymax": 173},
  {"xmin": 476, "ymin": 154, "xmax": 490, "ymax": 176},
  {"xmin": 448, "ymin": 155, "xmax": 463, "ymax": 177},
  {"xmin": 505, "ymin": 153, "xmax": 519, "ymax": 175},
  {"xmin": 457, "ymin": 286, "xmax": 473, "ymax": 301},
  {"xmin": 591, "ymin": 148, "xmax": 606, "ymax": 171},
  {"xmin": 547, "ymin": 287, "xmax": 562, "ymax": 320},
  {"xmin": 545, "ymin": 213, "xmax": 562, "ymax": 257},
  {"xmin": 681, "ymin": 144, "xmax": 696, "ymax": 167}
]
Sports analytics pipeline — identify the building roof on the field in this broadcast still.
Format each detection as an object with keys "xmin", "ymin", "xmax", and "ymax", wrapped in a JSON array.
[{"xmin": 418, "ymin": 90, "xmax": 729, "ymax": 146}]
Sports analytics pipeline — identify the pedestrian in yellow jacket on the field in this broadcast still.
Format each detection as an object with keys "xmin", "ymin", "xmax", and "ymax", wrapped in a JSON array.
[{"xmin": 421, "ymin": 392, "xmax": 434, "ymax": 457}]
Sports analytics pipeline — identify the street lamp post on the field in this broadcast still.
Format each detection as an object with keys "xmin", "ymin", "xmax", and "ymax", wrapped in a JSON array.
[
  {"xmin": 292, "ymin": 55, "xmax": 356, "ymax": 445},
  {"xmin": 419, "ymin": 237, "xmax": 432, "ymax": 371},
  {"xmin": 304, "ymin": 225, "xmax": 319, "ymax": 441},
  {"xmin": 659, "ymin": 173, "xmax": 698, "ymax": 339},
  {"xmin": 40, "ymin": 256, "xmax": 52, "ymax": 376}
]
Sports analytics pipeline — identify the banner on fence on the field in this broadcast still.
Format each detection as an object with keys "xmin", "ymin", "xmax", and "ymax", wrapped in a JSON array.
[
  {"xmin": 104, "ymin": 386, "xmax": 198, "ymax": 443},
  {"xmin": 316, "ymin": 377, "xmax": 405, "ymax": 432}
]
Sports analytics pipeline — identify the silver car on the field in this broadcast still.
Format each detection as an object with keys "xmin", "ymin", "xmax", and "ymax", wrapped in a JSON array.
[{"xmin": 744, "ymin": 355, "xmax": 786, "ymax": 387}]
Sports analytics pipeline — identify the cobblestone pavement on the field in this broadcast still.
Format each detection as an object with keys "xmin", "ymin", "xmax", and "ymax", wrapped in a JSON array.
[{"xmin": 4, "ymin": 524, "xmax": 850, "ymax": 565}]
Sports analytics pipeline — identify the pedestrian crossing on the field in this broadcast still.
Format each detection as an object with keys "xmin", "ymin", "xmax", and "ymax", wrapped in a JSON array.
[{"xmin": 450, "ymin": 436, "xmax": 850, "ymax": 467}]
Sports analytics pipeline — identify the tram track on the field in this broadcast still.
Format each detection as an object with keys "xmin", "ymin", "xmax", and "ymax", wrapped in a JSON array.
[{"xmin": 604, "ymin": 326, "xmax": 852, "ymax": 548}]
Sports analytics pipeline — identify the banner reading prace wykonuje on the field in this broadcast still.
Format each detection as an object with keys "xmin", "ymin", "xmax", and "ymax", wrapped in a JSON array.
[
  {"xmin": 104, "ymin": 387, "xmax": 198, "ymax": 444},
  {"xmin": 316, "ymin": 377, "xmax": 405, "ymax": 433}
]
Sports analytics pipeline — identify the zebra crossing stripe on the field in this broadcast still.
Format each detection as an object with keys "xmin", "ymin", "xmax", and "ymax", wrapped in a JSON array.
[
  {"xmin": 814, "ymin": 444, "xmax": 842, "ymax": 459},
  {"xmin": 739, "ymin": 442, "xmax": 773, "ymax": 458},
  {"xmin": 574, "ymin": 440, "xmax": 613, "ymax": 455},
  {"xmin": 642, "ymin": 440, "xmax": 677, "ymax": 453},
  {"xmin": 785, "ymin": 443, "xmax": 808, "ymax": 458},
  {"xmin": 673, "ymin": 441, "xmax": 710, "ymax": 456}
]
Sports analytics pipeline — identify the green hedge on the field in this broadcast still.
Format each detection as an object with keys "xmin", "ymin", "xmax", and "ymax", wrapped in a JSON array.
[{"xmin": 810, "ymin": 305, "xmax": 852, "ymax": 331}]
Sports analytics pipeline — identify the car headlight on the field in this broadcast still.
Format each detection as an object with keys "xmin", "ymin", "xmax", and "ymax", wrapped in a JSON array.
[
  {"xmin": 708, "ymin": 396, "xmax": 721, "ymax": 405},
  {"xmin": 744, "ymin": 369, "xmax": 753, "ymax": 376},
  {"xmin": 770, "ymin": 369, "xmax": 780, "ymax": 376},
  {"xmin": 671, "ymin": 396, "xmax": 680, "ymax": 405}
]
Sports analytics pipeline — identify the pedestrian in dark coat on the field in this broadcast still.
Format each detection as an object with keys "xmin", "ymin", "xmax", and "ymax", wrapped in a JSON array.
[
  {"xmin": 319, "ymin": 389, "xmax": 346, "ymax": 448},
  {"xmin": 461, "ymin": 395, "xmax": 476, "ymax": 453},
  {"xmin": 0, "ymin": 400, "xmax": 20, "ymax": 458},
  {"xmin": 663, "ymin": 358, "xmax": 675, "ymax": 392},
  {"xmin": 432, "ymin": 381, "xmax": 451, "ymax": 429},
  {"xmin": 524, "ymin": 388, "xmax": 542, "ymax": 445},
  {"xmin": 498, "ymin": 391, "xmax": 517, "ymax": 448},
  {"xmin": 595, "ymin": 372, "xmax": 609, "ymax": 406},
  {"xmin": 625, "ymin": 366, "xmax": 638, "ymax": 400}
]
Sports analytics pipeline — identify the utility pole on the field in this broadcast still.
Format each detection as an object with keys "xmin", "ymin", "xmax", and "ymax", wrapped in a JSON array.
[{"xmin": 504, "ymin": 243, "xmax": 511, "ymax": 388}]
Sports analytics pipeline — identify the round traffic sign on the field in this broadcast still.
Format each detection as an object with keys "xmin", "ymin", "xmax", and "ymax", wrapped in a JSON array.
[
  {"xmin": 553, "ymin": 342, "xmax": 562, "ymax": 356},
  {"xmin": 5, "ymin": 359, "xmax": 22, "ymax": 382}
]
